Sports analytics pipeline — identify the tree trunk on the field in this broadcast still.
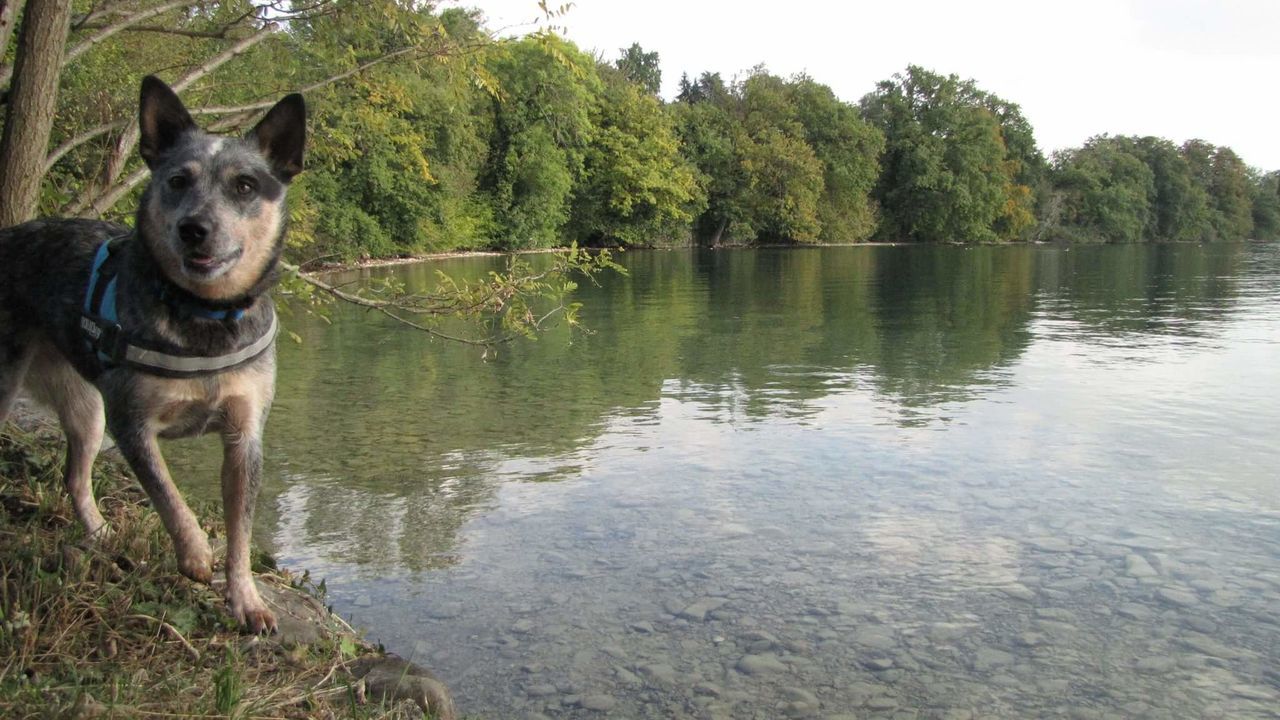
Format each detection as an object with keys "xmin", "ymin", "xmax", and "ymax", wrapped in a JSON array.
[
  {"xmin": 0, "ymin": 0, "xmax": 72, "ymax": 227},
  {"xmin": 709, "ymin": 217, "xmax": 728, "ymax": 247}
]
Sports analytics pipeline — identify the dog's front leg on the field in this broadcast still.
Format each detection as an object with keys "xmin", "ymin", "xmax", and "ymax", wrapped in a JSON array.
[
  {"xmin": 220, "ymin": 395, "xmax": 276, "ymax": 634},
  {"xmin": 107, "ymin": 414, "xmax": 214, "ymax": 583}
]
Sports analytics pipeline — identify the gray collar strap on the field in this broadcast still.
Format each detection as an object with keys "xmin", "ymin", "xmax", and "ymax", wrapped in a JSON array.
[
  {"xmin": 120, "ymin": 311, "xmax": 278, "ymax": 375},
  {"xmin": 81, "ymin": 309, "xmax": 278, "ymax": 377}
]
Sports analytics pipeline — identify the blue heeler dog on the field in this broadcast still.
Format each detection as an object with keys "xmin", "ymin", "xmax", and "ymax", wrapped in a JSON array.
[{"xmin": 0, "ymin": 76, "xmax": 305, "ymax": 633}]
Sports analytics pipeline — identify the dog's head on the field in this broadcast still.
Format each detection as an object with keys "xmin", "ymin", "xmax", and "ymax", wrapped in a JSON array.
[{"xmin": 136, "ymin": 76, "xmax": 305, "ymax": 302}]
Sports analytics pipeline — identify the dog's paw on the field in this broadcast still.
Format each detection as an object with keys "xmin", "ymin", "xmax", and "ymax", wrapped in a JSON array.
[
  {"xmin": 176, "ymin": 543, "xmax": 214, "ymax": 584},
  {"xmin": 227, "ymin": 582, "xmax": 277, "ymax": 635},
  {"xmin": 83, "ymin": 522, "xmax": 114, "ymax": 543}
]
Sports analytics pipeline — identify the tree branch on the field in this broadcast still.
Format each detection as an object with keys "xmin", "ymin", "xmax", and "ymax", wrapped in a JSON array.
[
  {"xmin": 278, "ymin": 258, "xmax": 586, "ymax": 349},
  {"xmin": 73, "ymin": 22, "xmax": 238, "ymax": 39},
  {"xmin": 61, "ymin": 0, "xmax": 196, "ymax": 70},
  {"xmin": 44, "ymin": 119, "xmax": 127, "ymax": 172},
  {"xmin": 68, "ymin": 21, "xmax": 277, "ymax": 217},
  {"xmin": 57, "ymin": 34, "xmax": 484, "ymax": 211}
]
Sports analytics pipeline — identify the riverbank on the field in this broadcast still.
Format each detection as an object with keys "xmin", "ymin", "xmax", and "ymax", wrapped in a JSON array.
[{"xmin": 0, "ymin": 420, "xmax": 455, "ymax": 719}]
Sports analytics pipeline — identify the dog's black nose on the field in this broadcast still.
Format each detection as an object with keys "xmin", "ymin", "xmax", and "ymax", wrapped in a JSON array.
[{"xmin": 178, "ymin": 219, "xmax": 209, "ymax": 246}]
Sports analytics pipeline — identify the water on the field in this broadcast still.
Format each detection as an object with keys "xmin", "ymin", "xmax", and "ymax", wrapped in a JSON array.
[{"xmin": 170, "ymin": 243, "xmax": 1280, "ymax": 718}]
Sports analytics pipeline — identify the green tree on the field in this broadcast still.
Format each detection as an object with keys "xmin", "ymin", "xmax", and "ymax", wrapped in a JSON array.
[
  {"xmin": 1208, "ymin": 146, "xmax": 1254, "ymax": 240},
  {"xmin": 671, "ymin": 95, "xmax": 750, "ymax": 244},
  {"xmin": 787, "ymin": 75, "xmax": 884, "ymax": 242},
  {"xmin": 481, "ymin": 35, "xmax": 600, "ymax": 249},
  {"xmin": 1132, "ymin": 136, "xmax": 1212, "ymax": 241},
  {"xmin": 860, "ymin": 65, "xmax": 1039, "ymax": 242},
  {"xmin": 1251, "ymin": 170, "xmax": 1280, "ymax": 241},
  {"xmin": 569, "ymin": 64, "xmax": 703, "ymax": 245},
  {"xmin": 1181, "ymin": 139, "xmax": 1256, "ymax": 241},
  {"xmin": 1050, "ymin": 137, "xmax": 1155, "ymax": 243},
  {"xmin": 614, "ymin": 42, "xmax": 661, "ymax": 95}
]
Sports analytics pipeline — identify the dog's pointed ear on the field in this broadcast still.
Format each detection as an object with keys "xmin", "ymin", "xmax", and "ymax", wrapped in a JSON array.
[
  {"xmin": 247, "ymin": 93, "xmax": 306, "ymax": 182},
  {"xmin": 138, "ymin": 76, "xmax": 196, "ymax": 168}
]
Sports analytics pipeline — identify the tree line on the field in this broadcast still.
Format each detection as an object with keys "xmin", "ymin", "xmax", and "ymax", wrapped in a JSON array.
[{"xmin": 2, "ymin": 1, "xmax": 1277, "ymax": 262}]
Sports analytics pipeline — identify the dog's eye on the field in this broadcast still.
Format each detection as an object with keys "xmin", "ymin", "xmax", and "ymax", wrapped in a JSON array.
[
  {"xmin": 168, "ymin": 175, "xmax": 188, "ymax": 191},
  {"xmin": 234, "ymin": 177, "xmax": 257, "ymax": 197}
]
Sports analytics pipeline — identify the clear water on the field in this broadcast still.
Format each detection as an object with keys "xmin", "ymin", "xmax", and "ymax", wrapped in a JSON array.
[{"xmin": 170, "ymin": 243, "xmax": 1280, "ymax": 719}]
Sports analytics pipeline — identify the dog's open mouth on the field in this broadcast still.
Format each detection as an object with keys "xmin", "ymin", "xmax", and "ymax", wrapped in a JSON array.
[{"xmin": 183, "ymin": 249, "xmax": 241, "ymax": 277}]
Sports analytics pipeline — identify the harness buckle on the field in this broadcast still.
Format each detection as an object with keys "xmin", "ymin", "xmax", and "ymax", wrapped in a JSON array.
[
  {"xmin": 82, "ymin": 314, "xmax": 127, "ymax": 365},
  {"xmin": 98, "ymin": 322, "xmax": 127, "ymax": 364}
]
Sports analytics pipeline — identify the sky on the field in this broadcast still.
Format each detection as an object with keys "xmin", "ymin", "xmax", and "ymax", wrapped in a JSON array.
[{"xmin": 457, "ymin": 0, "xmax": 1280, "ymax": 171}]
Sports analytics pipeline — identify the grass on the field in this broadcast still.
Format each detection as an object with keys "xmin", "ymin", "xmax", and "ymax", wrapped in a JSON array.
[{"xmin": 0, "ymin": 424, "xmax": 432, "ymax": 719}]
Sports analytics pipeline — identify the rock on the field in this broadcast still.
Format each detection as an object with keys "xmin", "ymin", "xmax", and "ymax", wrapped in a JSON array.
[
  {"xmin": 600, "ymin": 644, "xmax": 626, "ymax": 659},
  {"xmin": 693, "ymin": 682, "xmax": 724, "ymax": 697},
  {"xmin": 973, "ymin": 648, "xmax": 1014, "ymax": 671},
  {"xmin": 1116, "ymin": 603, "xmax": 1153, "ymax": 620},
  {"xmin": 862, "ymin": 657, "xmax": 895, "ymax": 671},
  {"xmin": 928, "ymin": 623, "xmax": 974, "ymax": 642},
  {"xmin": 1125, "ymin": 554, "xmax": 1159, "ymax": 579},
  {"xmin": 1000, "ymin": 584, "xmax": 1036, "ymax": 602},
  {"xmin": 782, "ymin": 687, "xmax": 820, "ymax": 705},
  {"xmin": 778, "ymin": 700, "xmax": 819, "ymax": 717},
  {"xmin": 614, "ymin": 668, "xmax": 642, "ymax": 686},
  {"xmin": 578, "ymin": 694, "xmax": 617, "ymax": 711},
  {"xmin": 737, "ymin": 654, "xmax": 789, "ymax": 676},
  {"xmin": 1182, "ymin": 617, "xmax": 1217, "ymax": 634},
  {"xmin": 425, "ymin": 602, "xmax": 463, "ymax": 619},
  {"xmin": 353, "ymin": 594, "xmax": 372, "ymax": 608},
  {"xmin": 1207, "ymin": 591, "xmax": 1244, "ymax": 608},
  {"xmin": 350, "ymin": 655, "xmax": 456, "ymax": 720},
  {"xmin": 1034, "ymin": 608, "xmax": 1076, "ymax": 622},
  {"xmin": 1026, "ymin": 537, "xmax": 1073, "ymax": 553},
  {"xmin": 865, "ymin": 695, "xmax": 899, "ymax": 710},
  {"xmin": 850, "ymin": 627, "xmax": 897, "ymax": 650},
  {"xmin": 679, "ymin": 597, "xmax": 730, "ymax": 622},
  {"xmin": 1156, "ymin": 587, "xmax": 1197, "ymax": 607},
  {"xmin": 524, "ymin": 684, "xmax": 558, "ymax": 698},
  {"xmin": 639, "ymin": 663, "xmax": 676, "ymax": 684},
  {"xmin": 628, "ymin": 621, "xmax": 655, "ymax": 634},
  {"xmin": 1179, "ymin": 634, "xmax": 1239, "ymax": 659},
  {"xmin": 1229, "ymin": 684, "xmax": 1277, "ymax": 701},
  {"xmin": 257, "ymin": 581, "xmax": 338, "ymax": 648},
  {"xmin": 1134, "ymin": 656, "xmax": 1176, "ymax": 674},
  {"xmin": 1015, "ymin": 632, "xmax": 1047, "ymax": 648},
  {"xmin": 511, "ymin": 619, "xmax": 536, "ymax": 634}
]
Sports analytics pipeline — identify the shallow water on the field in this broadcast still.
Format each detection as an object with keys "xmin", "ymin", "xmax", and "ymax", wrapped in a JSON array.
[{"xmin": 170, "ymin": 243, "xmax": 1280, "ymax": 718}]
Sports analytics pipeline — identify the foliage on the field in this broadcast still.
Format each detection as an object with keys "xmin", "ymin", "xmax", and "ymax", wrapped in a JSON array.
[
  {"xmin": 1, "ymin": 3, "xmax": 1275, "ymax": 253},
  {"xmin": 672, "ymin": 67, "xmax": 882, "ymax": 245},
  {"xmin": 1252, "ymin": 171, "xmax": 1280, "ymax": 241},
  {"xmin": 569, "ymin": 63, "xmax": 704, "ymax": 246},
  {"xmin": 615, "ymin": 42, "xmax": 661, "ymax": 95},
  {"xmin": 1044, "ymin": 135, "xmax": 1267, "ymax": 243},
  {"xmin": 281, "ymin": 243, "xmax": 625, "ymax": 351},
  {"xmin": 860, "ymin": 65, "xmax": 1037, "ymax": 243},
  {"xmin": 480, "ymin": 35, "xmax": 599, "ymax": 249},
  {"xmin": 1050, "ymin": 137, "xmax": 1157, "ymax": 243}
]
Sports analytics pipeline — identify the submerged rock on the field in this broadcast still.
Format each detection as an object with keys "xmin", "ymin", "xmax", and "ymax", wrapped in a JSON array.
[
  {"xmin": 737, "ymin": 654, "xmax": 789, "ymax": 676},
  {"xmin": 350, "ymin": 654, "xmax": 456, "ymax": 720}
]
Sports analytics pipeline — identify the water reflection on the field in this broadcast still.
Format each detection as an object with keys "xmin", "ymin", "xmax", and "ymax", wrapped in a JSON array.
[{"xmin": 165, "ymin": 242, "xmax": 1280, "ymax": 718}]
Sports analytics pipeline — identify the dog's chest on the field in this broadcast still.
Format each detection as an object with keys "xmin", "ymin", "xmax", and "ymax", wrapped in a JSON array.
[{"xmin": 138, "ymin": 366, "xmax": 272, "ymax": 439}]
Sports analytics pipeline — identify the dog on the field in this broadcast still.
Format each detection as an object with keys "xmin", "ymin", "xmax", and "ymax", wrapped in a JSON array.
[{"xmin": 0, "ymin": 76, "xmax": 305, "ymax": 633}]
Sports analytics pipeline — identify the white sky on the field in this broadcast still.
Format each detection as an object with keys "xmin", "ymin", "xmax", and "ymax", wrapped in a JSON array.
[{"xmin": 459, "ymin": 0, "xmax": 1280, "ymax": 171}]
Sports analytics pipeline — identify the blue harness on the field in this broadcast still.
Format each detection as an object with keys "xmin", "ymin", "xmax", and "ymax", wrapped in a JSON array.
[{"xmin": 79, "ymin": 238, "xmax": 277, "ymax": 377}]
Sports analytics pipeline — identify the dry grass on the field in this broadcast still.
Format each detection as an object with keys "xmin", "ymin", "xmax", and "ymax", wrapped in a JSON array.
[{"xmin": 0, "ymin": 426, "xmax": 427, "ymax": 719}]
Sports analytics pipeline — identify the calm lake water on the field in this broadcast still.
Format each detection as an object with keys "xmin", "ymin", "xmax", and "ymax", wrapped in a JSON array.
[{"xmin": 171, "ymin": 243, "xmax": 1280, "ymax": 719}]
